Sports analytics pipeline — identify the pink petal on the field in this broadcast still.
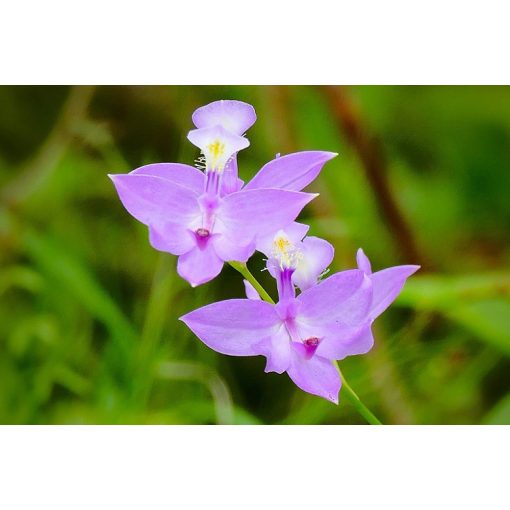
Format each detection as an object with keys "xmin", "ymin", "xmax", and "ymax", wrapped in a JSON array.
[
  {"xmin": 298, "ymin": 269, "xmax": 373, "ymax": 327},
  {"xmin": 220, "ymin": 155, "xmax": 244, "ymax": 196},
  {"xmin": 177, "ymin": 242, "xmax": 224, "ymax": 287},
  {"xmin": 356, "ymin": 248, "xmax": 372, "ymax": 274},
  {"xmin": 244, "ymin": 151, "xmax": 337, "ymax": 192},
  {"xmin": 315, "ymin": 323, "xmax": 375, "ymax": 360},
  {"xmin": 263, "ymin": 325, "xmax": 292, "ymax": 374},
  {"xmin": 211, "ymin": 231, "xmax": 255, "ymax": 263},
  {"xmin": 192, "ymin": 100, "xmax": 257, "ymax": 135},
  {"xmin": 370, "ymin": 265, "xmax": 420, "ymax": 320},
  {"xmin": 218, "ymin": 189, "xmax": 317, "ymax": 244},
  {"xmin": 149, "ymin": 224, "xmax": 195, "ymax": 256},
  {"xmin": 286, "ymin": 353, "xmax": 341, "ymax": 403},
  {"xmin": 293, "ymin": 236, "xmax": 334, "ymax": 291},
  {"xmin": 131, "ymin": 163, "xmax": 205, "ymax": 196},
  {"xmin": 109, "ymin": 174, "xmax": 200, "ymax": 227},
  {"xmin": 180, "ymin": 299, "xmax": 280, "ymax": 357}
]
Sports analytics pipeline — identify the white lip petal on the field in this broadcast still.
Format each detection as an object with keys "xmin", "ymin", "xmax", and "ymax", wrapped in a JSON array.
[{"xmin": 187, "ymin": 125, "xmax": 250, "ymax": 172}]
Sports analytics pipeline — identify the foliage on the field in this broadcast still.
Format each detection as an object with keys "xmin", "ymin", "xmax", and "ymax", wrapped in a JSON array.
[{"xmin": 0, "ymin": 85, "xmax": 509, "ymax": 424}]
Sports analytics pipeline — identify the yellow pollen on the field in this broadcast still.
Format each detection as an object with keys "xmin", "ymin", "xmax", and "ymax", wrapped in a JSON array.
[
  {"xmin": 272, "ymin": 233, "xmax": 302, "ymax": 270},
  {"xmin": 206, "ymin": 140, "xmax": 226, "ymax": 169},
  {"xmin": 275, "ymin": 236, "xmax": 291, "ymax": 254}
]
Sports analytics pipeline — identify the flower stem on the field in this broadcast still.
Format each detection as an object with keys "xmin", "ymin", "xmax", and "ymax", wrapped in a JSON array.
[
  {"xmin": 228, "ymin": 260, "xmax": 383, "ymax": 425},
  {"xmin": 335, "ymin": 362, "xmax": 383, "ymax": 425},
  {"xmin": 228, "ymin": 261, "xmax": 275, "ymax": 304}
]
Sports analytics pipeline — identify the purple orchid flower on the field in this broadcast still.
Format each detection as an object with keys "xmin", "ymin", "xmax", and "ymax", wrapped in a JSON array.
[
  {"xmin": 192, "ymin": 99, "xmax": 338, "ymax": 197},
  {"xmin": 191, "ymin": 100, "xmax": 256, "ymax": 196},
  {"xmin": 181, "ymin": 231, "xmax": 420, "ymax": 403},
  {"xmin": 256, "ymin": 225, "xmax": 335, "ymax": 291},
  {"xmin": 109, "ymin": 100, "xmax": 323, "ymax": 287},
  {"xmin": 181, "ymin": 231, "xmax": 374, "ymax": 403}
]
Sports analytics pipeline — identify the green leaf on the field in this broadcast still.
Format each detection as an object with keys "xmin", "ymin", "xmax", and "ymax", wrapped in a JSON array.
[
  {"xmin": 397, "ymin": 272, "xmax": 510, "ymax": 310},
  {"xmin": 22, "ymin": 227, "xmax": 138, "ymax": 355},
  {"xmin": 397, "ymin": 274, "xmax": 510, "ymax": 356},
  {"xmin": 483, "ymin": 393, "xmax": 510, "ymax": 425},
  {"xmin": 447, "ymin": 300, "xmax": 510, "ymax": 356}
]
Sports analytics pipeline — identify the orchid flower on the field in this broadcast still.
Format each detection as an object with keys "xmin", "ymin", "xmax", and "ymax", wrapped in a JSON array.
[
  {"xmin": 256, "ymin": 225, "xmax": 335, "ymax": 291},
  {"xmin": 109, "ymin": 100, "xmax": 322, "ymax": 287},
  {"xmin": 181, "ymin": 232, "xmax": 374, "ymax": 403},
  {"xmin": 109, "ymin": 97, "xmax": 419, "ymax": 418},
  {"xmin": 182, "ymin": 230, "xmax": 420, "ymax": 403},
  {"xmin": 193, "ymin": 99, "xmax": 338, "ymax": 197},
  {"xmin": 191, "ymin": 100, "xmax": 255, "ymax": 196}
]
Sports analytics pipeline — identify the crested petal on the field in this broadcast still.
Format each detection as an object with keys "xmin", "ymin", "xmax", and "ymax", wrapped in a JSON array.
[
  {"xmin": 180, "ymin": 299, "xmax": 280, "ymax": 356},
  {"xmin": 286, "ymin": 353, "xmax": 341, "ymax": 403},
  {"xmin": 109, "ymin": 174, "xmax": 201, "ymax": 227},
  {"xmin": 293, "ymin": 236, "xmax": 334, "ymax": 291},
  {"xmin": 244, "ymin": 151, "xmax": 337, "ymax": 192},
  {"xmin": 244, "ymin": 280, "xmax": 261, "ymax": 300},
  {"xmin": 187, "ymin": 125, "xmax": 250, "ymax": 171},
  {"xmin": 131, "ymin": 163, "xmax": 205, "ymax": 195},
  {"xmin": 192, "ymin": 100, "xmax": 257, "ymax": 135},
  {"xmin": 298, "ymin": 269, "xmax": 373, "ymax": 326},
  {"xmin": 177, "ymin": 242, "xmax": 224, "ymax": 287},
  {"xmin": 370, "ymin": 265, "xmax": 420, "ymax": 320},
  {"xmin": 218, "ymin": 189, "xmax": 317, "ymax": 244}
]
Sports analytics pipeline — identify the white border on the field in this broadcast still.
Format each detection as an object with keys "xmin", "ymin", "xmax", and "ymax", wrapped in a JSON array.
[
  {"xmin": 1, "ymin": 1, "xmax": 509, "ymax": 84},
  {"xmin": 0, "ymin": 426, "xmax": 507, "ymax": 509}
]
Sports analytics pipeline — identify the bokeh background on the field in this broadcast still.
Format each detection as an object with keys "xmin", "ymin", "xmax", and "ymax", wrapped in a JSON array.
[{"xmin": 0, "ymin": 85, "xmax": 509, "ymax": 424}]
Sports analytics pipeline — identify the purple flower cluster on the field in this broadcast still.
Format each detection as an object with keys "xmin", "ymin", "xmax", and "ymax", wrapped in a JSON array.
[{"xmin": 110, "ymin": 100, "xmax": 419, "ymax": 403}]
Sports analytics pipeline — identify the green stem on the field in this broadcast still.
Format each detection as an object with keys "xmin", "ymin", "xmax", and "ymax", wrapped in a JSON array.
[
  {"xmin": 335, "ymin": 362, "xmax": 382, "ymax": 425},
  {"xmin": 229, "ymin": 260, "xmax": 383, "ymax": 425},
  {"xmin": 228, "ymin": 261, "xmax": 275, "ymax": 304}
]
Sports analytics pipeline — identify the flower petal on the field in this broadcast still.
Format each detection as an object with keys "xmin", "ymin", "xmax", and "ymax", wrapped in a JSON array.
[
  {"xmin": 370, "ymin": 265, "xmax": 420, "ymax": 320},
  {"xmin": 298, "ymin": 269, "xmax": 372, "ymax": 326},
  {"xmin": 177, "ymin": 242, "xmax": 224, "ymax": 287},
  {"xmin": 293, "ymin": 236, "xmax": 334, "ymax": 291},
  {"xmin": 286, "ymin": 353, "xmax": 341, "ymax": 403},
  {"xmin": 180, "ymin": 299, "xmax": 280, "ymax": 356},
  {"xmin": 356, "ymin": 248, "xmax": 372, "ymax": 274},
  {"xmin": 109, "ymin": 174, "xmax": 201, "ymax": 227},
  {"xmin": 256, "ymin": 221, "xmax": 310, "ymax": 258},
  {"xmin": 220, "ymin": 155, "xmax": 244, "ymax": 196},
  {"xmin": 315, "ymin": 323, "xmax": 374, "ymax": 360},
  {"xmin": 192, "ymin": 100, "xmax": 257, "ymax": 135},
  {"xmin": 244, "ymin": 151, "xmax": 337, "ymax": 192},
  {"xmin": 149, "ymin": 224, "xmax": 195, "ymax": 255},
  {"xmin": 218, "ymin": 189, "xmax": 317, "ymax": 244},
  {"xmin": 187, "ymin": 125, "xmax": 250, "ymax": 170},
  {"xmin": 212, "ymin": 231, "xmax": 255, "ymax": 263},
  {"xmin": 263, "ymin": 325, "xmax": 292, "ymax": 374},
  {"xmin": 131, "ymin": 163, "xmax": 205, "ymax": 195},
  {"xmin": 244, "ymin": 280, "xmax": 261, "ymax": 300}
]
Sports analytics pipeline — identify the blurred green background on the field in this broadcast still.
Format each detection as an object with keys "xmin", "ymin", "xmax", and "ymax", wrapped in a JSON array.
[{"xmin": 0, "ymin": 85, "xmax": 509, "ymax": 424}]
